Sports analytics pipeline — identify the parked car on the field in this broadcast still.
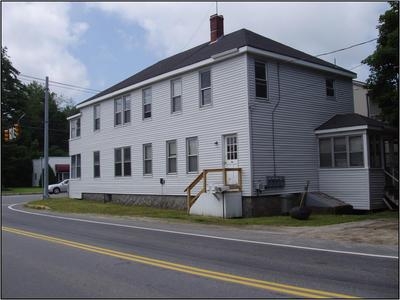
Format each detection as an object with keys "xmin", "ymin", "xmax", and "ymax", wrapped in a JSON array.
[{"xmin": 48, "ymin": 179, "xmax": 69, "ymax": 194}]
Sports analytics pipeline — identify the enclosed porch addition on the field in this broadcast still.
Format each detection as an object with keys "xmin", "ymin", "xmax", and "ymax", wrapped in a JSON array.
[{"xmin": 315, "ymin": 113, "xmax": 398, "ymax": 210}]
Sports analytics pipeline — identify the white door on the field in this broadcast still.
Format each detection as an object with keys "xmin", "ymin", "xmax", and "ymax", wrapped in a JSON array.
[{"xmin": 224, "ymin": 134, "xmax": 238, "ymax": 185}]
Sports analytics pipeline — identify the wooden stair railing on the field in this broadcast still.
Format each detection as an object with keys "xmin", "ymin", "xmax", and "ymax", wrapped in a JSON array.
[{"xmin": 184, "ymin": 168, "xmax": 242, "ymax": 214}]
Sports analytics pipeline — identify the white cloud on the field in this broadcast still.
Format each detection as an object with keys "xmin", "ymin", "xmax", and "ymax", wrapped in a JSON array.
[
  {"xmin": 87, "ymin": 2, "xmax": 387, "ymax": 81},
  {"xmin": 2, "ymin": 2, "xmax": 90, "ymax": 102}
]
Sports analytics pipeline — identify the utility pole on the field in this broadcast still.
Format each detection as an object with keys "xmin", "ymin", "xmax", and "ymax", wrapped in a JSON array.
[{"xmin": 43, "ymin": 76, "xmax": 49, "ymax": 199}]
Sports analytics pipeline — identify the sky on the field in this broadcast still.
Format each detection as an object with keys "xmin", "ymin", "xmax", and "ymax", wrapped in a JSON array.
[{"xmin": 2, "ymin": 2, "xmax": 389, "ymax": 104}]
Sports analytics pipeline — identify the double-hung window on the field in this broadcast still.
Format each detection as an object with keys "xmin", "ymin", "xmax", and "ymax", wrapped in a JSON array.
[
  {"xmin": 71, "ymin": 154, "xmax": 81, "ymax": 179},
  {"xmin": 94, "ymin": 104, "xmax": 100, "ymax": 131},
  {"xmin": 114, "ymin": 98, "xmax": 123, "ymax": 126},
  {"xmin": 71, "ymin": 118, "xmax": 81, "ymax": 138},
  {"xmin": 123, "ymin": 95, "xmax": 131, "ymax": 124},
  {"xmin": 334, "ymin": 137, "xmax": 347, "ymax": 167},
  {"xmin": 255, "ymin": 62, "xmax": 268, "ymax": 99},
  {"xmin": 93, "ymin": 151, "xmax": 100, "ymax": 178},
  {"xmin": 143, "ymin": 143, "xmax": 152, "ymax": 175},
  {"xmin": 186, "ymin": 137, "xmax": 198, "ymax": 173},
  {"xmin": 349, "ymin": 136, "xmax": 364, "ymax": 167},
  {"xmin": 166, "ymin": 140, "xmax": 177, "ymax": 174},
  {"xmin": 200, "ymin": 70, "xmax": 211, "ymax": 106},
  {"xmin": 115, "ymin": 95, "xmax": 131, "ymax": 126},
  {"xmin": 143, "ymin": 87, "xmax": 152, "ymax": 119},
  {"xmin": 114, "ymin": 146, "xmax": 131, "ymax": 177},
  {"xmin": 326, "ymin": 79, "xmax": 335, "ymax": 97},
  {"xmin": 171, "ymin": 79, "xmax": 182, "ymax": 113}
]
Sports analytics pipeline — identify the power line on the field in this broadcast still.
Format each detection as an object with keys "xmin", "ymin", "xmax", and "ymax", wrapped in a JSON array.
[
  {"xmin": 315, "ymin": 38, "xmax": 377, "ymax": 58},
  {"xmin": 19, "ymin": 74, "xmax": 100, "ymax": 93},
  {"xmin": 19, "ymin": 77, "xmax": 98, "ymax": 95}
]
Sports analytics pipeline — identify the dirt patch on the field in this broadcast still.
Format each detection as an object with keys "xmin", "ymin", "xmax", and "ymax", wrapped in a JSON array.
[{"xmin": 265, "ymin": 219, "xmax": 399, "ymax": 245}]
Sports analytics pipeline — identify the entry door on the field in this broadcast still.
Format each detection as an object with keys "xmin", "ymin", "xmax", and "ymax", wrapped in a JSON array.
[{"xmin": 224, "ymin": 134, "xmax": 238, "ymax": 185}]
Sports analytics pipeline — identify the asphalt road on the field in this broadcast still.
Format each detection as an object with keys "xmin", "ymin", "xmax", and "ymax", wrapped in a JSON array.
[{"xmin": 2, "ymin": 195, "xmax": 399, "ymax": 298}]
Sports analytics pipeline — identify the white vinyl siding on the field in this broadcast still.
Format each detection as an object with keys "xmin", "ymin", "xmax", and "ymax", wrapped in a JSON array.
[{"xmin": 68, "ymin": 54, "xmax": 251, "ymax": 199}]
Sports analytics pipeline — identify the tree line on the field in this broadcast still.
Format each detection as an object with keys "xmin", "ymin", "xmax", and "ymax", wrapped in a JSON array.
[{"xmin": 1, "ymin": 47, "xmax": 78, "ymax": 187}]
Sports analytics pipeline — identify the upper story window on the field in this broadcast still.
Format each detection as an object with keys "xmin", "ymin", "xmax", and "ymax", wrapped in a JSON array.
[
  {"xmin": 93, "ymin": 151, "xmax": 100, "ymax": 178},
  {"xmin": 171, "ymin": 79, "xmax": 182, "ymax": 113},
  {"xmin": 166, "ymin": 140, "xmax": 177, "ymax": 174},
  {"xmin": 186, "ymin": 137, "xmax": 199, "ymax": 173},
  {"xmin": 326, "ymin": 79, "xmax": 335, "ymax": 97},
  {"xmin": 71, "ymin": 154, "xmax": 81, "ymax": 179},
  {"xmin": 70, "ymin": 118, "xmax": 81, "ymax": 139},
  {"xmin": 115, "ymin": 95, "xmax": 131, "ymax": 126},
  {"xmin": 114, "ymin": 146, "xmax": 131, "ymax": 177},
  {"xmin": 143, "ymin": 87, "xmax": 152, "ymax": 119},
  {"xmin": 255, "ymin": 61, "xmax": 268, "ymax": 99},
  {"xmin": 319, "ymin": 135, "xmax": 364, "ymax": 168},
  {"xmin": 200, "ymin": 70, "xmax": 211, "ymax": 107},
  {"xmin": 94, "ymin": 104, "xmax": 100, "ymax": 131},
  {"xmin": 143, "ymin": 143, "xmax": 153, "ymax": 175}
]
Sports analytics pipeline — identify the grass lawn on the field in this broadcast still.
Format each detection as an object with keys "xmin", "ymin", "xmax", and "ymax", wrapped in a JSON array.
[
  {"xmin": 3, "ymin": 187, "xmax": 43, "ymax": 195},
  {"xmin": 26, "ymin": 198, "xmax": 399, "ymax": 227}
]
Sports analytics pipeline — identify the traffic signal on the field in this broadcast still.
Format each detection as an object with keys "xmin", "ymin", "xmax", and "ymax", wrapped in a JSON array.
[
  {"xmin": 3, "ymin": 129, "xmax": 9, "ymax": 142},
  {"xmin": 14, "ymin": 123, "xmax": 20, "ymax": 137}
]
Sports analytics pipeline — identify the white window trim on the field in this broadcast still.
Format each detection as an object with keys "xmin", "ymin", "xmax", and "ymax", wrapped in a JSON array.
[
  {"xmin": 70, "ymin": 118, "xmax": 81, "ymax": 140},
  {"xmin": 166, "ymin": 140, "xmax": 177, "ymax": 175},
  {"xmin": 326, "ymin": 78, "xmax": 336, "ymax": 100},
  {"xmin": 143, "ymin": 143, "xmax": 153, "ymax": 176},
  {"xmin": 171, "ymin": 78, "xmax": 182, "ymax": 114},
  {"xmin": 142, "ymin": 87, "xmax": 152, "ymax": 120},
  {"xmin": 199, "ymin": 70, "xmax": 212, "ymax": 108},
  {"xmin": 94, "ymin": 104, "xmax": 100, "ymax": 131},
  {"xmin": 114, "ymin": 146, "xmax": 131, "ymax": 177},
  {"xmin": 186, "ymin": 137, "xmax": 199, "ymax": 173},
  {"xmin": 93, "ymin": 151, "xmax": 100, "ymax": 178},
  {"xmin": 255, "ymin": 61, "xmax": 268, "ymax": 100}
]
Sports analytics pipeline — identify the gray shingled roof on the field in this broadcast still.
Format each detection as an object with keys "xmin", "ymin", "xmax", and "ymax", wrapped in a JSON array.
[
  {"xmin": 315, "ymin": 113, "xmax": 387, "ymax": 131},
  {"xmin": 81, "ymin": 28, "xmax": 356, "ymax": 105}
]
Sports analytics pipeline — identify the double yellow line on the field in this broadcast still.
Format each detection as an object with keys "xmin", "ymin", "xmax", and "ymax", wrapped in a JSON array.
[{"xmin": 2, "ymin": 226, "xmax": 357, "ymax": 298}]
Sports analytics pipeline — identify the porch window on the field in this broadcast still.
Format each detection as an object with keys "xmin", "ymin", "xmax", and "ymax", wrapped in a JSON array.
[
  {"xmin": 349, "ymin": 136, "xmax": 363, "ymax": 167},
  {"xmin": 319, "ymin": 138, "xmax": 332, "ymax": 167},
  {"xmin": 319, "ymin": 135, "xmax": 364, "ymax": 168},
  {"xmin": 370, "ymin": 135, "xmax": 382, "ymax": 168},
  {"xmin": 333, "ymin": 137, "xmax": 347, "ymax": 167}
]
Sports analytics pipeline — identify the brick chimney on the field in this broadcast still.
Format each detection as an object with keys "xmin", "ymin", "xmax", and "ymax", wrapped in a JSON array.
[{"xmin": 210, "ymin": 14, "xmax": 224, "ymax": 43}]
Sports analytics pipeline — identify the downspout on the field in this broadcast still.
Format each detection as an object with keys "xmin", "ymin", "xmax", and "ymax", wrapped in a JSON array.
[{"xmin": 272, "ymin": 62, "xmax": 281, "ymax": 177}]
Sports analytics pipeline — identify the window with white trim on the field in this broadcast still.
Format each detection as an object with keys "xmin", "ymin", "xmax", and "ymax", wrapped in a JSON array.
[
  {"xmin": 71, "ymin": 154, "xmax": 81, "ymax": 178},
  {"xmin": 255, "ymin": 61, "xmax": 268, "ymax": 99},
  {"xmin": 318, "ymin": 135, "xmax": 364, "ymax": 168},
  {"xmin": 123, "ymin": 95, "xmax": 131, "ymax": 124},
  {"xmin": 166, "ymin": 140, "xmax": 177, "ymax": 174},
  {"xmin": 114, "ymin": 98, "xmax": 122, "ymax": 126},
  {"xmin": 171, "ymin": 79, "xmax": 182, "ymax": 113},
  {"xmin": 94, "ymin": 104, "xmax": 100, "ymax": 131},
  {"xmin": 115, "ymin": 146, "xmax": 131, "ymax": 177},
  {"xmin": 200, "ymin": 70, "xmax": 211, "ymax": 106},
  {"xmin": 143, "ymin": 143, "xmax": 152, "ymax": 175},
  {"xmin": 186, "ymin": 137, "xmax": 198, "ymax": 173},
  {"xmin": 93, "ymin": 151, "xmax": 100, "ymax": 178},
  {"xmin": 143, "ymin": 87, "xmax": 152, "ymax": 119},
  {"xmin": 70, "ymin": 118, "xmax": 81, "ymax": 138}
]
